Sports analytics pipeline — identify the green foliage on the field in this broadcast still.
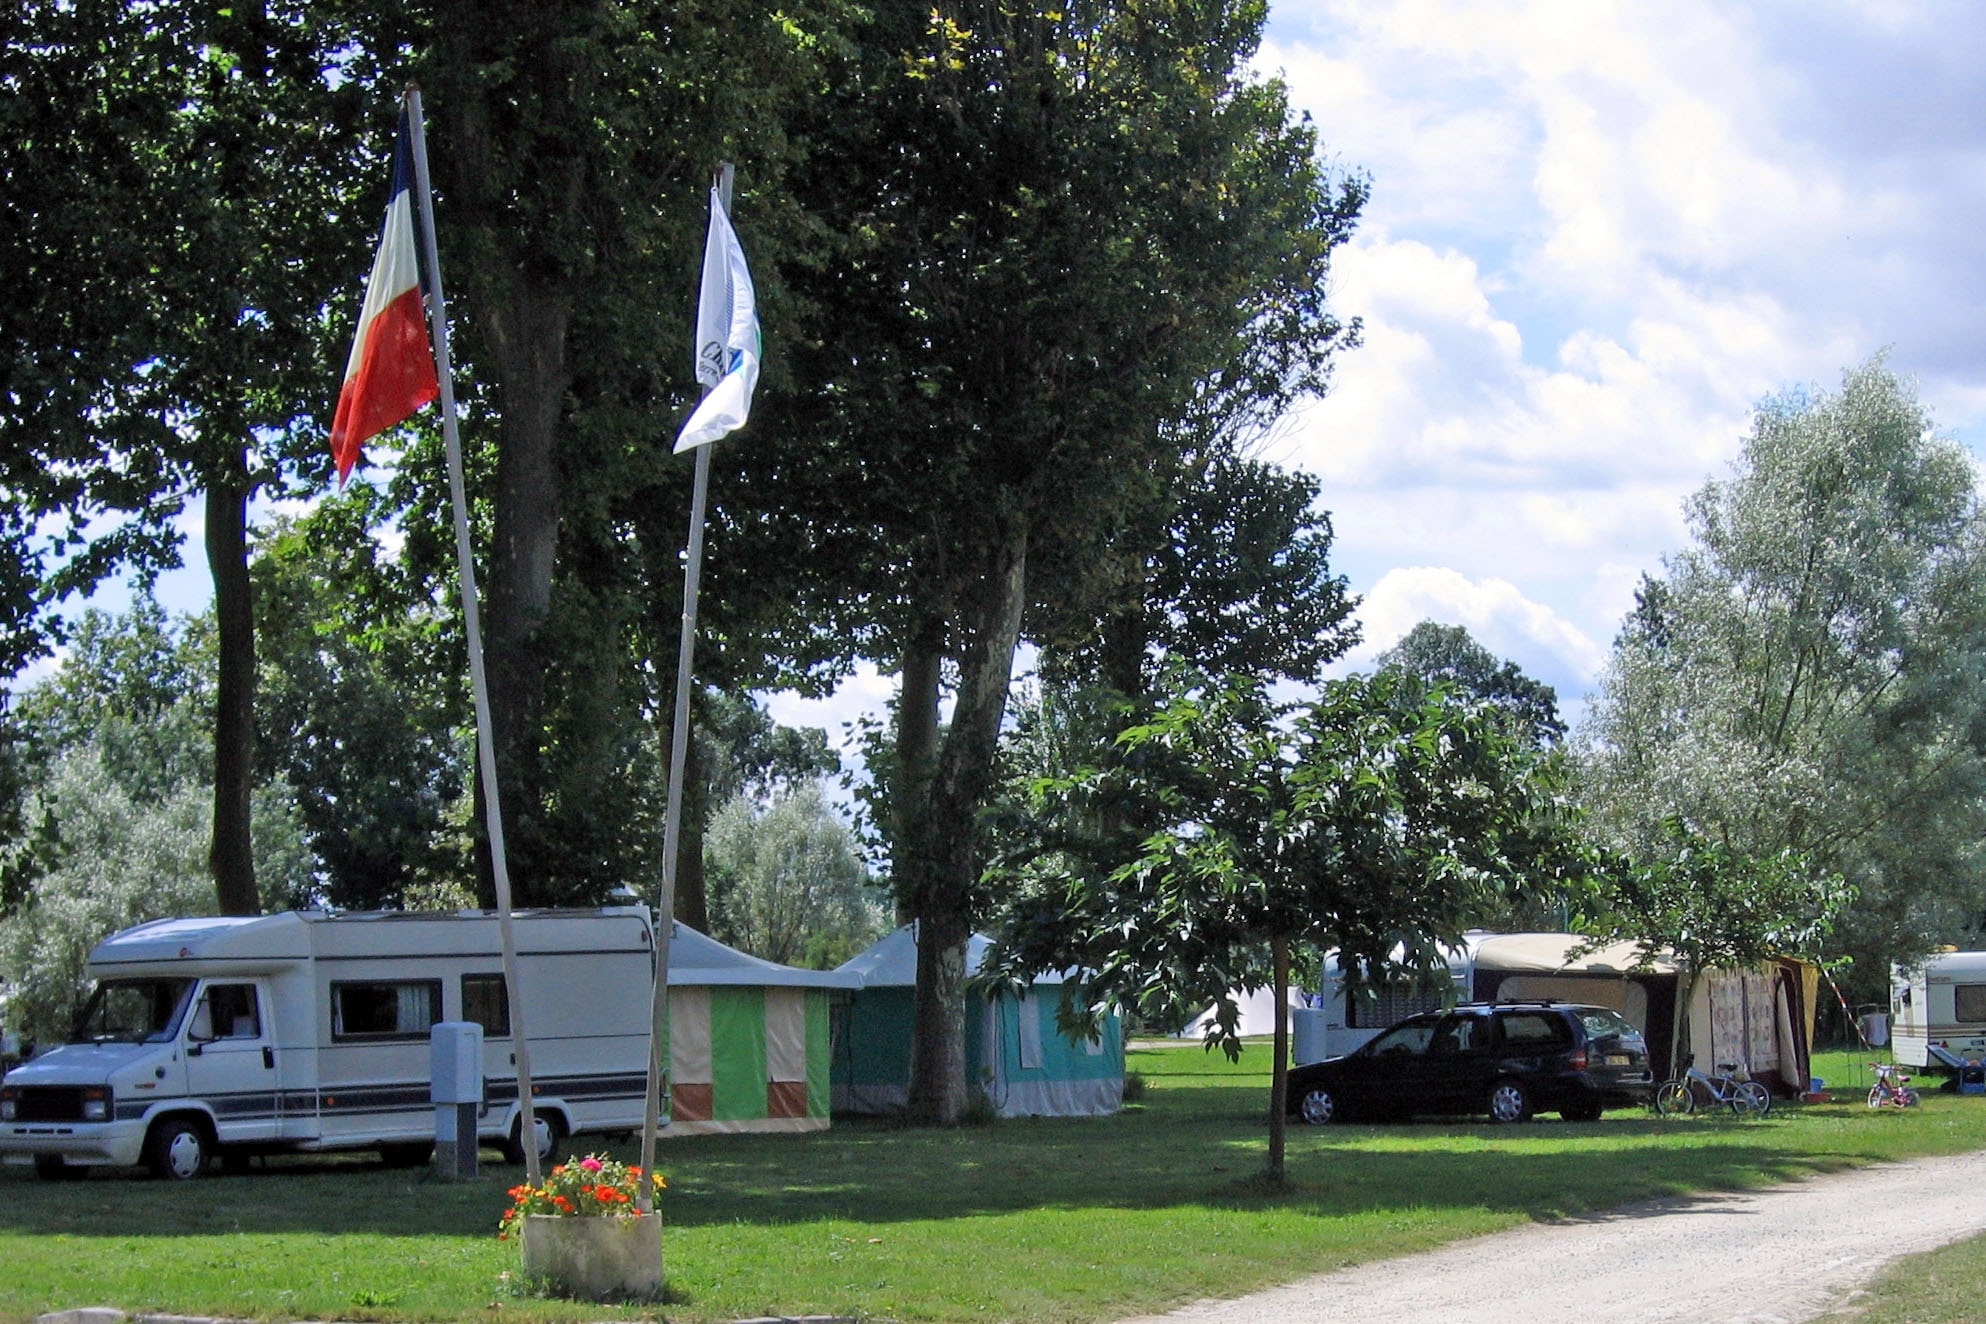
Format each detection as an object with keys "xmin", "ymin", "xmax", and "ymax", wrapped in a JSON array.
[
  {"xmin": 0, "ymin": 745, "xmax": 214, "ymax": 1048},
  {"xmin": 252, "ymin": 497, "xmax": 472, "ymax": 910},
  {"xmin": 768, "ymin": 0, "xmax": 1364, "ymax": 1120},
  {"xmin": 1578, "ymin": 359, "xmax": 1986, "ymax": 994},
  {"xmin": 697, "ymin": 690, "xmax": 840, "ymax": 808},
  {"xmin": 1376, "ymin": 620, "xmax": 1564, "ymax": 746},
  {"xmin": 407, "ymin": 0, "xmax": 855, "ymax": 906},
  {"xmin": 0, "ymin": 600, "xmax": 317, "ymax": 1044},
  {"xmin": 1004, "ymin": 670, "xmax": 1568, "ymax": 1044},
  {"xmin": 1585, "ymin": 819, "xmax": 1852, "ymax": 976},
  {"xmin": 703, "ymin": 782, "xmax": 882, "ymax": 969}
]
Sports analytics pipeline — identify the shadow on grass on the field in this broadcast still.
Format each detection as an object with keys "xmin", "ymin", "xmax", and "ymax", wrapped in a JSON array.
[{"xmin": 0, "ymin": 1107, "xmax": 1900, "ymax": 1241}]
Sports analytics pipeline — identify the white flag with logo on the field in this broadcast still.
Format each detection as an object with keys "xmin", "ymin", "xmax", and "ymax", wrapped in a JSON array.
[{"xmin": 675, "ymin": 187, "xmax": 761, "ymax": 452}]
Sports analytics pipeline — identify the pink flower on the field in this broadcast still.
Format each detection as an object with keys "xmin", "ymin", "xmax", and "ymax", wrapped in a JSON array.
[{"xmin": 579, "ymin": 1157, "xmax": 604, "ymax": 1173}]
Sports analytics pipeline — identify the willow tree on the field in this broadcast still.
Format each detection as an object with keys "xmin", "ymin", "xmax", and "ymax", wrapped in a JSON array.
[
  {"xmin": 770, "ymin": 0, "xmax": 1364, "ymax": 1121},
  {"xmin": 1578, "ymin": 359, "xmax": 1986, "ymax": 993}
]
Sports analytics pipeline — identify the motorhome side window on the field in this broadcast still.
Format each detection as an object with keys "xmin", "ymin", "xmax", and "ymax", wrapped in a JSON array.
[
  {"xmin": 1956, "ymin": 985, "xmax": 1986, "ymax": 1024},
  {"xmin": 193, "ymin": 984, "xmax": 261, "ymax": 1039},
  {"xmin": 462, "ymin": 973, "xmax": 510, "ymax": 1037},
  {"xmin": 331, "ymin": 980, "xmax": 442, "ymax": 1040}
]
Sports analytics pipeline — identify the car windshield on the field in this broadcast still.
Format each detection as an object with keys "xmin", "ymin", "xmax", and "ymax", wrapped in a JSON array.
[
  {"xmin": 70, "ymin": 978, "xmax": 195, "ymax": 1045},
  {"xmin": 1575, "ymin": 1007, "xmax": 1638, "ymax": 1041}
]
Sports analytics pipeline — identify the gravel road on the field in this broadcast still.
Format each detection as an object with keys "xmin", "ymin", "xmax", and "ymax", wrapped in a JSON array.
[{"xmin": 1119, "ymin": 1147, "xmax": 1986, "ymax": 1324}]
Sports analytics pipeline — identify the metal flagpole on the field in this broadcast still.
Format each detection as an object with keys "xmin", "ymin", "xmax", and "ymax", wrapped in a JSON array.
[
  {"xmin": 403, "ymin": 85, "xmax": 542, "ymax": 1188},
  {"xmin": 639, "ymin": 162, "xmax": 733, "ymax": 1211}
]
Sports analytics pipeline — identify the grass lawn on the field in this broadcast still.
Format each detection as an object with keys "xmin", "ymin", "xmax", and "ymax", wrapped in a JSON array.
[
  {"xmin": 0, "ymin": 1043, "xmax": 1980, "ymax": 1324},
  {"xmin": 1810, "ymin": 1230, "xmax": 1986, "ymax": 1323}
]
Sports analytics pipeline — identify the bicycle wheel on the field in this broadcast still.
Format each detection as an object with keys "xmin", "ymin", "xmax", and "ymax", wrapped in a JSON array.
[
  {"xmin": 1735, "ymin": 1081, "xmax": 1771, "ymax": 1116},
  {"xmin": 1901, "ymin": 1088, "xmax": 1922, "ymax": 1108},
  {"xmin": 1654, "ymin": 1078, "xmax": 1694, "ymax": 1116},
  {"xmin": 1867, "ymin": 1085, "xmax": 1888, "ymax": 1109}
]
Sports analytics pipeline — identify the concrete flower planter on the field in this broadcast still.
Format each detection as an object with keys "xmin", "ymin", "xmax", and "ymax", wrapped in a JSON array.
[{"xmin": 519, "ymin": 1213, "xmax": 663, "ymax": 1301}]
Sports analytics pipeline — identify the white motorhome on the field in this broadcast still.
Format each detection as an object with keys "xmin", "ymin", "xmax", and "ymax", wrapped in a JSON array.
[
  {"xmin": 0, "ymin": 907, "xmax": 655, "ymax": 1180},
  {"xmin": 1891, "ymin": 950, "xmax": 1986, "ymax": 1071}
]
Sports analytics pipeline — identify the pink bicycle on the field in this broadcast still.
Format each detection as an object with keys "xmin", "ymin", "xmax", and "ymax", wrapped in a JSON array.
[{"xmin": 1867, "ymin": 1062, "xmax": 1922, "ymax": 1109}]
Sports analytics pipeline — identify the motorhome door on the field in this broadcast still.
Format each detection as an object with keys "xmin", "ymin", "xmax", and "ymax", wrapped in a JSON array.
[{"xmin": 185, "ymin": 981, "xmax": 282, "ymax": 1143}]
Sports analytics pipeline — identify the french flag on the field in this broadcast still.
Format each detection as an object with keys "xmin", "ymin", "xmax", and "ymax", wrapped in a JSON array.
[{"xmin": 330, "ymin": 111, "xmax": 439, "ymax": 483}]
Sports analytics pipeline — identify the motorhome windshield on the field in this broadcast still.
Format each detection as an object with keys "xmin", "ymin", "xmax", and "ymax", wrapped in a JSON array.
[{"xmin": 71, "ymin": 978, "xmax": 195, "ymax": 1045}]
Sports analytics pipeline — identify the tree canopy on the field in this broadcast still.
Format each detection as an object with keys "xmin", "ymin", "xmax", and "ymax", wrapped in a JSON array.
[
  {"xmin": 766, "ymin": 0, "xmax": 1364, "ymax": 1122},
  {"xmin": 1576, "ymin": 359, "xmax": 1986, "ymax": 992},
  {"xmin": 998, "ymin": 668, "xmax": 1568, "ymax": 1181}
]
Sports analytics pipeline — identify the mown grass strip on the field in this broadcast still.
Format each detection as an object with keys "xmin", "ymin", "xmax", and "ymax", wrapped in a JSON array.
[{"xmin": 0, "ymin": 1045, "xmax": 1977, "ymax": 1324}]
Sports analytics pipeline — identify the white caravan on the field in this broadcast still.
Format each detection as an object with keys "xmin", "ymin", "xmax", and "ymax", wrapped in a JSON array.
[
  {"xmin": 1891, "ymin": 950, "xmax": 1986, "ymax": 1070},
  {"xmin": 0, "ymin": 907, "xmax": 655, "ymax": 1180}
]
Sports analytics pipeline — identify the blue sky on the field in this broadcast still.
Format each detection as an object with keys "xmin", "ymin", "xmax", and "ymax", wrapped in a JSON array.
[
  {"xmin": 75, "ymin": 1, "xmax": 1986, "ymax": 748},
  {"xmin": 1249, "ymin": 0, "xmax": 1986, "ymax": 715}
]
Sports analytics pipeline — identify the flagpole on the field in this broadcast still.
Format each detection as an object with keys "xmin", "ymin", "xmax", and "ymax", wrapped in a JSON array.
[
  {"xmin": 403, "ymin": 85, "xmax": 542, "ymax": 1188},
  {"xmin": 639, "ymin": 162, "xmax": 733, "ymax": 1210}
]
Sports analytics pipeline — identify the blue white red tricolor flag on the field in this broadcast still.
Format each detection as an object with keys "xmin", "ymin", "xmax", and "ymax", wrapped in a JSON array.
[
  {"xmin": 330, "ymin": 111, "xmax": 439, "ymax": 482},
  {"xmin": 674, "ymin": 187, "xmax": 760, "ymax": 453}
]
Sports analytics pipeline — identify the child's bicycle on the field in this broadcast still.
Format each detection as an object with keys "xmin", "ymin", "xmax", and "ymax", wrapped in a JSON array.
[
  {"xmin": 1653, "ymin": 1061, "xmax": 1772, "ymax": 1117},
  {"xmin": 1866, "ymin": 1062, "xmax": 1922, "ymax": 1109}
]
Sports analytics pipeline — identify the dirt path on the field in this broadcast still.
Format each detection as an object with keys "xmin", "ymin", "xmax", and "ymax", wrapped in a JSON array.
[{"xmin": 1119, "ymin": 1148, "xmax": 1986, "ymax": 1324}]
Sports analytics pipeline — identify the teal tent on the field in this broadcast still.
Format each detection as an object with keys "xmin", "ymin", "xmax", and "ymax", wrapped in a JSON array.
[{"xmin": 832, "ymin": 926, "xmax": 1123, "ymax": 1118}]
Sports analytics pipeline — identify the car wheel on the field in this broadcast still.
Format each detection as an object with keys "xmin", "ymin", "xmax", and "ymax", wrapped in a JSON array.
[
  {"xmin": 1485, "ymin": 1079, "xmax": 1533, "ymax": 1124},
  {"xmin": 1559, "ymin": 1103, "xmax": 1603, "ymax": 1123},
  {"xmin": 1297, "ymin": 1086, "xmax": 1341, "ymax": 1125},
  {"xmin": 146, "ymin": 1118, "xmax": 211, "ymax": 1181},
  {"xmin": 33, "ymin": 1154, "xmax": 85, "ymax": 1182},
  {"xmin": 502, "ymin": 1109, "xmax": 564, "ymax": 1165}
]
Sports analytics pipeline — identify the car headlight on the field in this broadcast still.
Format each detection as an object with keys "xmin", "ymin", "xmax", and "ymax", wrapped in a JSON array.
[
  {"xmin": 0, "ymin": 1092, "xmax": 14, "ymax": 1121},
  {"xmin": 82, "ymin": 1088, "xmax": 109, "ymax": 1122}
]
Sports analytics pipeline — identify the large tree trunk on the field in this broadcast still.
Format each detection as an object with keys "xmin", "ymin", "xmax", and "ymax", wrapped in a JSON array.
[
  {"xmin": 903, "ymin": 522, "xmax": 1030, "ymax": 1124},
  {"xmin": 430, "ymin": 46, "xmax": 578, "ymax": 905},
  {"xmin": 676, "ymin": 715, "xmax": 709, "ymax": 933},
  {"xmin": 206, "ymin": 449, "xmax": 259, "ymax": 916},
  {"xmin": 893, "ymin": 620, "xmax": 945, "ymax": 928}
]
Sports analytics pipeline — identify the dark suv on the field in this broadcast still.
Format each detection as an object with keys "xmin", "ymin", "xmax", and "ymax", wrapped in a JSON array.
[{"xmin": 1285, "ymin": 1001, "xmax": 1655, "ymax": 1124}]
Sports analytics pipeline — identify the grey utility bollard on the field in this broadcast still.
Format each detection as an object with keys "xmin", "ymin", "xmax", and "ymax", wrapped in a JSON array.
[{"xmin": 431, "ymin": 1020, "xmax": 484, "ymax": 1180}]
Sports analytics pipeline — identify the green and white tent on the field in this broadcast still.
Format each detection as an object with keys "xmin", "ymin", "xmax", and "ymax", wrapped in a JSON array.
[
  {"xmin": 832, "ymin": 926, "xmax": 1124, "ymax": 1118},
  {"xmin": 662, "ymin": 923, "xmax": 859, "ymax": 1136}
]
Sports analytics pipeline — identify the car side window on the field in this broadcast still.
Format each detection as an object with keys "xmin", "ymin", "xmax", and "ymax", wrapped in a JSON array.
[
  {"xmin": 1427, "ymin": 1014, "xmax": 1483, "ymax": 1055},
  {"xmin": 1368, "ymin": 1018, "xmax": 1438, "ymax": 1057},
  {"xmin": 1496, "ymin": 1012, "xmax": 1572, "ymax": 1048}
]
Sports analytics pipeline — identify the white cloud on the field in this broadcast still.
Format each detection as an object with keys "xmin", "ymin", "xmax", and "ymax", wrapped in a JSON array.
[
  {"xmin": 1344, "ymin": 566, "xmax": 1606, "ymax": 693},
  {"xmin": 1259, "ymin": 0, "xmax": 1986, "ymax": 709}
]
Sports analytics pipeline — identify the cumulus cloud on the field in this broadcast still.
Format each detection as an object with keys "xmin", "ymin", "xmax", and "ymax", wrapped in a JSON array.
[
  {"xmin": 1258, "ymin": 0, "xmax": 1986, "ymax": 705},
  {"xmin": 1343, "ymin": 566, "xmax": 1607, "ymax": 695}
]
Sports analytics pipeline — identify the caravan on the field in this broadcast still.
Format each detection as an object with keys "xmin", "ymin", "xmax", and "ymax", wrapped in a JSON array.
[
  {"xmin": 0, "ymin": 907, "xmax": 655, "ymax": 1180},
  {"xmin": 1891, "ymin": 950, "xmax": 1986, "ymax": 1072}
]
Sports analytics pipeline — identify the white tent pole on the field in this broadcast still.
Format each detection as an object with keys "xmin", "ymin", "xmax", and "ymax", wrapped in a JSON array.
[
  {"xmin": 640, "ymin": 162, "xmax": 733, "ymax": 1211},
  {"xmin": 404, "ymin": 86, "xmax": 540, "ymax": 1187}
]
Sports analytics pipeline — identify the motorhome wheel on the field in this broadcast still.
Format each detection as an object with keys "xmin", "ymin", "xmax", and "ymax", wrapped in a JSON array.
[
  {"xmin": 147, "ymin": 1118, "xmax": 212, "ymax": 1180},
  {"xmin": 503, "ymin": 1110, "xmax": 564, "ymax": 1165}
]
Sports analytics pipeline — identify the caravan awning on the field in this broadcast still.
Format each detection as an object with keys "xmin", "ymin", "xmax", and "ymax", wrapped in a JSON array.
[{"xmin": 1471, "ymin": 934, "xmax": 1679, "ymax": 977}]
